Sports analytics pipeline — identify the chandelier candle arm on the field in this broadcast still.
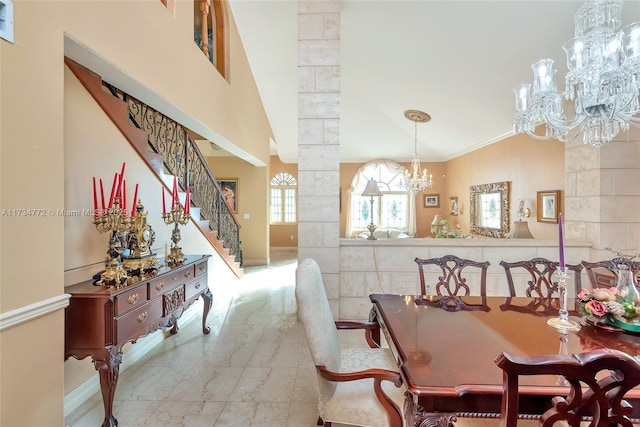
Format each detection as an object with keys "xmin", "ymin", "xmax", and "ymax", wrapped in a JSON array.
[{"xmin": 513, "ymin": 0, "xmax": 640, "ymax": 147}]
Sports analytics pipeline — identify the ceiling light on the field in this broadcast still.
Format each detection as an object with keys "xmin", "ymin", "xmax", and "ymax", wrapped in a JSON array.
[
  {"xmin": 403, "ymin": 110, "xmax": 434, "ymax": 195},
  {"xmin": 513, "ymin": 0, "xmax": 640, "ymax": 147}
]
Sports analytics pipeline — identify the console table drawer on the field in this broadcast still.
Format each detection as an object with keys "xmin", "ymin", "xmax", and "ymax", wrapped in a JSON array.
[
  {"xmin": 194, "ymin": 260, "xmax": 208, "ymax": 277},
  {"xmin": 114, "ymin": 285, "xmax": 148, "ymax": 316},
  {"xmin": 115, "ymin": 299, "xmax": 162, "ymax": 342},
  {"xmin": 185, "ymin": 279, "xmax": 206, "ymax": 300},
  {"xmin": 149, "ymin": 275, "xmax": 180, "ymax": 299}
]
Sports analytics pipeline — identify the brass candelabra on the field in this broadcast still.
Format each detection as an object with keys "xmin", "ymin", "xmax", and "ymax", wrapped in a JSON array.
[
  {"xmin": 162, "ymin": 201, "xmax": 190, "ymax": 267},
  {"xmin": 93, "ymin": 196, "xmax": 133, "ymax": 288}
]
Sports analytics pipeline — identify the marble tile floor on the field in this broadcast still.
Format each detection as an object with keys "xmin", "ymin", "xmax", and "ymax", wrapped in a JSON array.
[{"xmin": 65, "ymin": 249, "xmax": 363, "ymax": 427}]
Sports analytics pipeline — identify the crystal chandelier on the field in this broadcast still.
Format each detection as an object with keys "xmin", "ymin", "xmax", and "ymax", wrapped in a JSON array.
[
  {"xmin": 403, "ymin": 110, "xmax": 434, "ymax": 194},
  {"xmin": 513, "ymin": 0, "xmax": 640, "ymax": 147}
]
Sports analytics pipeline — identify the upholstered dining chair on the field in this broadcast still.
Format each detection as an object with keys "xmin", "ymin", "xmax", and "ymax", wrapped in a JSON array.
[
  {"xmin": 295, "ymin": 258, "xmax": 405, "ymax": 427},
  {"xmin": 582, "ymin": 257, "xmax": 640, "ymax": 290},
  {"xmin": 495, "ymin": 349, "xmax": 640, "ymax": 426},
  {"xmin": 414, "ymin": 254, "xmax": 490, "ymax": 311},
  {"xmin": 499, "ymin": 257, "xmax": 583, "ymax": 315}
]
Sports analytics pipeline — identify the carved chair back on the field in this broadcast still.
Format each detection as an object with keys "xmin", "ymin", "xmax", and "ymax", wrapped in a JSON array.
[
  {"xmin": 495, "ymin": 349, "xmax": 640, "ymax": 426},
  {"xmin": 414, "ymin": 255, "xmax": 490, "ymax": 312},
  {"xmin": 499, "ymin": 257, "xmax": 583, "ymax": 315},
  {"xmin": 583, "ymin": 257, "xmax": 640, "ymax": 289}
]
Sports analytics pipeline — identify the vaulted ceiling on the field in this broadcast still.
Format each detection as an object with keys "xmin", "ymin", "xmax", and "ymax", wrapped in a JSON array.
[{"xmin": 228, "ymin": 0, "xmax": 640, "ymax": 164}]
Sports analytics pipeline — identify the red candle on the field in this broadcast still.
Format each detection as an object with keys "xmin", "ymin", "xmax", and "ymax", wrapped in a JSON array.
[
  {"xmin": 172, "ymin": 175, "xmax": 178, "ymax": 208},
  {"xmin": 115, "ymin": 163, "xmax": 126, "ymax": 199},
  {"xmin": 162, "ymin": 187, "xmax": 166, "ymax": 215},
  {"xmin": 108, "ymin": 172, "xmax": 118, "ymax": 208},
  {"xmin": 92, "ymin": 177, "xmax": 98, "ymax": 217},
  {"xmin": 122, "ymin": 180, "xmax": 127, "ymax": 215},
  {"xmin": 131, "ymin": 184, "xmax": 138, "ymax": 218},
  {"xmin": 99, "ymin": 179, "xmax": 105, "ymax": 212},
  {"xmin": 184, "ymin": 186, "xmax": 191, "ymax": 215}
]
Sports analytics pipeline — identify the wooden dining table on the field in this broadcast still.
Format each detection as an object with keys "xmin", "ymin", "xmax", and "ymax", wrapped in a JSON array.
[{"xmin": 369, "ymin": 294, "xmax": 640, "ymax": 426}]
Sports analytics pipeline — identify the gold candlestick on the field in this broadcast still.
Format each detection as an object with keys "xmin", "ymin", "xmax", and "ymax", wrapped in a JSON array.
[
  {"xmin": 92, "ymin": 197, "xmax": 133, "ymax": 289},
  {"xmin": 162, "ymin": 200, "xmax": 190, "ymax": 267}
]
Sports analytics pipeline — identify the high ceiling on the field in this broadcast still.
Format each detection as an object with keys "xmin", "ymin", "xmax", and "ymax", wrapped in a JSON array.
[{"xmin": 228, "ymin": 0, "xmax": 640, "ymax": 164}]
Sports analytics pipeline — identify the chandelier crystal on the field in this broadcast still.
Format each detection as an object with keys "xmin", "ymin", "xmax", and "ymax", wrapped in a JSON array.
[
  {"xmin": 403, "ymin": 110, "xmax": 434, "ymax": 195},
  {"xmin": 513, "ymin": 0, "xmax": 640, "ymax": 147}
]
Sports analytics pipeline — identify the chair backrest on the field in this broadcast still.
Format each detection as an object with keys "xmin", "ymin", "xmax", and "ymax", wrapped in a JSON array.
[
  {"xmin": 500, "ymin": 257, "xmax": 583, "ymax": 299},
  {"xmin": 414, "ymin": 255, "xmax": 490, "ymax": 312},
  {"xmin": 583, "ymin": 257, "xmax": 640, "ymax": 289},
  {"xmin": 495, "ymin": 349, "xmax": 640, "ymax": 426},
  {"xmin": 295, "ymin": 258, "xmax": 341, "ymax": 396}
]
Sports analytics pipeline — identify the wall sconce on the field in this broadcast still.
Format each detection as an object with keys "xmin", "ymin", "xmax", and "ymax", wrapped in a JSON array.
[
  {"xmin": 361, "ymin": 179, "xmax": 382, "ymax": 240},
  {"xmin": 509, "ymin": 199, "xmax": 534, "ymax": 238}
]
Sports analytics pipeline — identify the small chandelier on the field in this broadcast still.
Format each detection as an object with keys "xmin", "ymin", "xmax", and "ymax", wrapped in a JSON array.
[
  {"xmin": 513, "ymin": 0, "xmax": 640, "ymax": 147},
  {"xmin": 403, "ymin": 109, "xmax": 434, "ymax": 195}
]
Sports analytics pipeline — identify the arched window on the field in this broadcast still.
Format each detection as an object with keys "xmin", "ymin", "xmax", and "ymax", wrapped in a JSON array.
[
  {"xmin": 346, "ymin": 160, "xmax": 416, "ymax": 237},
  {"xmin": 270, "ymin": 172, "xmax": 297, "ymax": 224}
]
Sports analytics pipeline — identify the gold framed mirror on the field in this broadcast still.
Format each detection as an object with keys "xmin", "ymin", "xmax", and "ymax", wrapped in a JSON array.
[{"xmin": 469, "ymin": 181, "xmax": 510, "ymax": 238}]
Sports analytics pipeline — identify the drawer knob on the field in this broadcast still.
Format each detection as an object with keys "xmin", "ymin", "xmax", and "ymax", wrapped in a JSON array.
[
  {"xmin": 198, "ymin": 265, "xmax": 205, "ymax": 272},
  {"xmin": 156, "ymin": 282, "xmax": 164, "ymax": 291},
  {"xmin": 128, "ymin": 293, "xmax": 139, "ymax": 304},
  {"xmin": 195, "ymin": 282, "xmax": 201, "ymax": 289},
  {"xmin": 184, "ymin": 271, "xmax": 192, "ymax": 278},
  {"xmin": 137, "ymin": 312, "xmax": 147, "ymax": 323}
]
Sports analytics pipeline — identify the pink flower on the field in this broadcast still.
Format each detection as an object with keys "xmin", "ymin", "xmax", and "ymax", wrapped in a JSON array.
[
  {"xmin": 585, "ymin": 300, "xmax": 607, "ymax": 317},
  {"xmin": 577, "ymin": 289, "xmax": 593, "ymax": 300}
]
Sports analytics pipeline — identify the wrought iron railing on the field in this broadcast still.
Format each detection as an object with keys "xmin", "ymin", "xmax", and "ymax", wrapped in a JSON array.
[{"xmin": 104, "ymin": 83, "xmax": 242, "ymax": 265}]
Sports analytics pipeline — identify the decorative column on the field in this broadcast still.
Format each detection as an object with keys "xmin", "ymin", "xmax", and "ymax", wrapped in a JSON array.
[
  {"xmin": 564, "ymin": 127, "xmax": 640, "ymax": 260},
  {"xmin": 298, "ymin": 1, "xmax": 341, "ymax": 317}
]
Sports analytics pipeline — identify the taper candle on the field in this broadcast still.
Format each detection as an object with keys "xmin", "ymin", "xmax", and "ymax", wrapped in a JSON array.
[
  {"xmin": 115, "ymin": 162, "xmax": 126, "ymax": 199},
  {"xmin": 558, "ymin": 213, "xmax": 565, "ymax": 268},
  {"xmin": 92, "ymin": 177, "xmax": 98, "ymax": 217},
  {"xmin": 99, "ymin": 179, "xmax": 105, "ymax": 211},
  {"xmin": 131, "ymin": 184, "xmax": 139, "ymax": 218},
  {"xmin": 172, "ymin": 175, "xmax": 178, "ymax": 208},
  {"xmin": 122, "ymin": 179, "xmax": 127, "ymax": 214},
  {"xmin": 184, "ymin": 187, "xmax": 190, "ymax": 215},
  {"xmin": 162, "ymin": 187, "xmax": 166, "ymax": 215},
  {"xmin": 108, "ymin": 172, "xmax": 118, "ymax": 208}
]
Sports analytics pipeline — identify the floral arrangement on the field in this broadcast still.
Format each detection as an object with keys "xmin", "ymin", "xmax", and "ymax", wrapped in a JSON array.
[
  {"xmin": 577, "ymin": 287, "xmax": 639, "ymax": 323},
  {"xmin": 432, "ymin": 220, "xmax": 462, "ymax": 238}
]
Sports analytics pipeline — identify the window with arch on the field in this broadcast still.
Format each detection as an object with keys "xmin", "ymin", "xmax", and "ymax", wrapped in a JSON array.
[
  {"xmin": 347, "ymin": 160, "xmax": 415, "ymax": 237},
  {"xmin": 270, "ymin": 172, "xmax": 297, "ymax": 224}
]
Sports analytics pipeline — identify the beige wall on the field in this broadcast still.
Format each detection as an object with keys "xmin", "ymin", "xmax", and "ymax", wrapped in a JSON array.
[
  {"xmin": 1, "ymin": 1, "xmax": 272, "ymax": 424},
  {"xmin": 205, "ymin": 156, "xmax": 269, "ymax": 265}
]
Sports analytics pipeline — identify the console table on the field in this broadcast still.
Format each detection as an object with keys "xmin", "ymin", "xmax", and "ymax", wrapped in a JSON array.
[{"xmin": 64, "ymin": 254, "xmax": 212, "ymax": 427}]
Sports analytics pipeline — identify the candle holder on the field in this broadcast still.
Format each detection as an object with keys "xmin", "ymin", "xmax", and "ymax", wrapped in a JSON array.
[
  {"xmin": 162, "ymin": 200, "xmax": 190, "ymax": 267},
  {"xmin": 547, "ymin": 267, "xmax": 581, "ymax": 331},
  {"xmin": 93, "ymin": 196, "xmax": 133, "ymax": 289}
]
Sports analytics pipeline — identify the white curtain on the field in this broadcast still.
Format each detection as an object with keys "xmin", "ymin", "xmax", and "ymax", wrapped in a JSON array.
[{"xmin": 345, "ymin": 160, "xmax": 415, "ymax": 237}]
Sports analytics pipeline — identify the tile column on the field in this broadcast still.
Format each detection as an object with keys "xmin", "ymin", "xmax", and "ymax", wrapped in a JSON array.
[
  {"xmin": 565, "ymin": 127, "xmax": 640, "ymax": 260},
  {"xmin": 298, "ymin": 1, "xmax": 342, "ymax": 317}
]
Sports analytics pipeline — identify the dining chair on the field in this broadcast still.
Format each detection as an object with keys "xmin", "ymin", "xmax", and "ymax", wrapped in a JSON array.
[
  {"xmin": 414, "ymin": 254, "xmax": 490, "ymax": 311},
  {"xmin": 499, "ymin": 257, "xmax": 583, "ymax": 315},
  {"xmin": 495, "ymin": 349, "xmax": 640, "ymax": 426},
  {"xmin": 582, "ymin": 257, "xmax": 640, "ymax": 289},
  {"xmin": 295, "ymin": 258, "xmax": 405, "ymax": 427}
]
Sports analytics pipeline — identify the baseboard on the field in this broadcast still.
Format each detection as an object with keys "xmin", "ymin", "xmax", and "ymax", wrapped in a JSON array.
[{"xmin": 63, "ymin": 302, "xmax": 202, "ymax": 416}]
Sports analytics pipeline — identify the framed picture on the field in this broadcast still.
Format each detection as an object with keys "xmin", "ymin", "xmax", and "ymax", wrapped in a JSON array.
[
  {"xmin": 218, "ymin": 179, "xmax": 238, "ymax": 212},
  {"xmin": 423, "ymin": 194, "xmax": 440, "ymax": 208},
  {"xmin": 449, "ymin": 196, "xmax": 459, "ymax": 216},
  {"xmin": 537, "ymin": 190, "xmax": 560, "ymax": 223}
]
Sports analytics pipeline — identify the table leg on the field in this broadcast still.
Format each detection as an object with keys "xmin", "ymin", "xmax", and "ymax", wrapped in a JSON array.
[
  {"xmin": 404, "ymin": 394, "xmax": 457, "ymax": 427},
  {"xmin": 92, "ymin": 351, "xmax": 123, "ymax": 427},
  {"xmin": 201, "ymin": 288, "xmax": 212, "ymax": 334}
]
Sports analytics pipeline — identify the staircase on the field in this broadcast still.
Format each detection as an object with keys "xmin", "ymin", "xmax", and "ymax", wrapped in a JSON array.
[{"xmin": 65, "ymin": 57, "xmax": 243, "ymax": 278}]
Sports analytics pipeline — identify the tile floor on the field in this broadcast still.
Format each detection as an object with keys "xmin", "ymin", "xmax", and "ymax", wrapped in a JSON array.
[{"xmin": 65, "ymin": 249, "xmax": 364, "ymax": 427}]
